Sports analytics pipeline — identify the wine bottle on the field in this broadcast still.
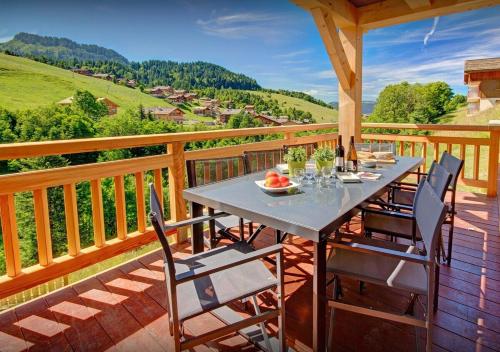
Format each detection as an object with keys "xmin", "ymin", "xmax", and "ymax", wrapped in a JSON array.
[
  {"xmin": 346, "ymin": 136, "xmax": 358, "ymax": 172},
  {"xmin": 335, "ymin": 135, "xmax": 345, "ymax": 172}
]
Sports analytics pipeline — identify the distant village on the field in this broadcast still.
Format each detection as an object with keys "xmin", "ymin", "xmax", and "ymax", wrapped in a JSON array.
[{"xmin": 68, "ymin": 68, "xmax": 312, "ymax": 126}]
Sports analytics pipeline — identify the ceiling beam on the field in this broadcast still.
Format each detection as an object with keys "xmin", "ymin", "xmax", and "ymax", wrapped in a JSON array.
[
  {"xmin": 359, "ymin": 0, "xmax": 500, "ymax": 30},
  {"xmin": 404, "ymin": 0, "xmax": 432, "ymax": 9},
  {"xmin": 311, "ymin": 7, "xmax": 355, "ymax": 90},
  {"xmin": 292, "ymin": 0, "xmax": 358, "ymax": 27}
]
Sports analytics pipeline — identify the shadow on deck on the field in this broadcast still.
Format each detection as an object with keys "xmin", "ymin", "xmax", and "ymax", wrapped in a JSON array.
[{"xmin": 0, "ymin": 190, "xmax": 499, "ymax": 351}]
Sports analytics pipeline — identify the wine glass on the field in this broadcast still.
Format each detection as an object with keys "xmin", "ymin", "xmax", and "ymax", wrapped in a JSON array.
[
  {"xmin": 294, "ymin": 168, "xmax": 305, "ymax": 186},
  {"xmin": 321, "ymin": 166, "xmax": 335, "ymax": 186},
  {"xmin": 305, "ymin": 165, "xmax": 315, "ymax": 184}
]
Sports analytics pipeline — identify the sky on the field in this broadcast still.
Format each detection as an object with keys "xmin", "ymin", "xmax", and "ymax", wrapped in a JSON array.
[{"xmin": 1, "ymin": 0, "xmax": 499, "ymax": 102}]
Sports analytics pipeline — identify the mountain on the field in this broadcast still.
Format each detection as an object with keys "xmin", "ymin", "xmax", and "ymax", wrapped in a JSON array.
[
  {"xmin": 0, "ymin": 33, "xmax": 260, "ymax": 90},
  {"xmin": 329, "ymin": 101, "xmax": 376, "ymax": 115},
  {"xmin": 0, "ymin": 32, "xmax": 128, "ymax": 64}
]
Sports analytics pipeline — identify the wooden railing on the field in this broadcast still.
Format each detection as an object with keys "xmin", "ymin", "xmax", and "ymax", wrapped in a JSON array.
[
  {"xmin": 0, "ymin": 121, "xmax": 498, "ymax": 299},
  {"xmin": 0, "ymin": 123, "xmax": 337, "ymax": 298}
]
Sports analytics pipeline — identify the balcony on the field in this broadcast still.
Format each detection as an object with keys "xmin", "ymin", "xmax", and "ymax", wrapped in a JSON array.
[{"xmin": 0, "ymin": 122, "xmax": 499, "ymax": 351}]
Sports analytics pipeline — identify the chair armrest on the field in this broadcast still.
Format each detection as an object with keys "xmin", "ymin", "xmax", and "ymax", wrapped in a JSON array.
[
  {"xmin": 363, "ymin": 200, "xmax": 413, "ymax": 212},
  {"xmin": 362, "ymin": 207, "xmax": 415, "ymax": 220},
  {"xmin": 175, "ymin": 244, "xmax": 283, "ymax": 284},
  {"xmin": 164, "ymin": 212, "xmax": 229, "ymax": 231},
  {"xmin": 330, "ymin": 240, "xmax": 430, "ymax": 265},
  {"xmin": 391, "ymin": 181, "xmax": 419, "ymax": 188}
]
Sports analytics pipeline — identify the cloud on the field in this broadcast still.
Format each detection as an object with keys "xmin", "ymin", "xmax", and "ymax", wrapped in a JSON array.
[
  {"xmin": 273, "ymin": 49, "xmax": 311, "ymax": 59},
  {"xmin": 423, "ymin": 16, "xmax": 439, "ymax": 46},
  {"xmin": 196, "ymin": 12, "xmax": 291, "ymax": 41}
]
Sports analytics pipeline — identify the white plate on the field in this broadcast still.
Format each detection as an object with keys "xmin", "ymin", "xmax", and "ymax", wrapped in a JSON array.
[{"xmin": 255, "ymin": 180, "xmax": 299, "ymax": 193}]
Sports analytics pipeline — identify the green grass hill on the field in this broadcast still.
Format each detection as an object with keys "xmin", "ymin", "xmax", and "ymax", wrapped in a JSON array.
[
  {"xmin": 251, "ymin": 90, "xmax": 338, "ymax": 123},
  {"xmin": 0, "ymin": 53, "xmax": 173, "ymax": 112}
]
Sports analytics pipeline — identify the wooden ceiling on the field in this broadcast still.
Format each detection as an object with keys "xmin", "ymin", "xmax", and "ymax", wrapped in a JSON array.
[{"xmin": 293, "ymin": 0, "xmax": 500, "ymax": 30}]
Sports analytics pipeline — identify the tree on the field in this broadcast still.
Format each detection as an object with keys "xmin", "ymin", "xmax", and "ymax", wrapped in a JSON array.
[{"xmin": 73, "ymin": 90, "xmax": 108, "ymax": 120}]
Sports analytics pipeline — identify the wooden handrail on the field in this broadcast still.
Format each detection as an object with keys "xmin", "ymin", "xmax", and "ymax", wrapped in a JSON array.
[{"xmin": 0, "ymin": 121, "xmax": 499, "ymax": 300}]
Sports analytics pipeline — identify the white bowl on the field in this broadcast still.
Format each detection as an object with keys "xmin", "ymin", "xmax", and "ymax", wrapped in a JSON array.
[{"xmin": 255, "ymin": 180, "xmax": 299, "ymax": 193}]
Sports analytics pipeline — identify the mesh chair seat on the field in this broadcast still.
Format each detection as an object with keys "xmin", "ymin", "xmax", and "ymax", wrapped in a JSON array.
[
  {"xmin": 327, "ymin": 239, "xmax": 428, "ymax": 295},
  {"xmin": 173, "ymin": 241, "xmax": 277, "ymax": 321},
  {"xmin": 212, "ymin": 214, "xmax": 251, "ymax": 230},
  {"xmin": 392, "ymin": 188, "xmax": 415, "ymax": 206}
]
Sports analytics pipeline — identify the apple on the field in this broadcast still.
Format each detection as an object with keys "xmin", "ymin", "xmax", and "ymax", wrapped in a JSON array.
[
  {"xmin": 265, "ymin": 176, "xmax": 281, "ymax": 188},
  {"xmin": 265, "ymin": 171, "xmax": 279, "ymax": 179},
  {"xmin": 279, "ymin": 176, "xmax": 290, "ymax": 187}
]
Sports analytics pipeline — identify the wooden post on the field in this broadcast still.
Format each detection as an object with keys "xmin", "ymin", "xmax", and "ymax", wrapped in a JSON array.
[
  {"xmin": 168, "ymin": 142, "xmax": 188, "ymax": 243},
  {"xmin": 63, "ymin": 184, "xmax": 80, "ymax": 256},
  {"xmin": 90, "ymin": 179, "xmax": 106, "ymax": 248},
  {"xmin": 33, "ymin": 188, "xmax": 53, "ymax": 266},
  {"xmin": 487, "ymin": 121, "xmax": 500, "ymax": 197},
  {"xmin": 338, "ymin": 25, "xmax": 362, "ymax": 143}
]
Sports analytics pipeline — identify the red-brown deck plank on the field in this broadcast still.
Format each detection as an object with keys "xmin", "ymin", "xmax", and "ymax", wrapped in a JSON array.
[{"xmin": 1, "ymin": 188, "xmax": 500, "ymax": 351}]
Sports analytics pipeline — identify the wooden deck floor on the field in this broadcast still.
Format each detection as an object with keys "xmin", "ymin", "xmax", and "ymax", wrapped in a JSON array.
[{"xmin": 0, "ymin": 190, "xmax": 499, "ymax": 352}]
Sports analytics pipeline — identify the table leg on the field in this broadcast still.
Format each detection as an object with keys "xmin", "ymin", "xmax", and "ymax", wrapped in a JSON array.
[
  {"xmin": 313, "ymin": 239, "xmax": 327, "ymax": 352},
  {"xmin": 190, "ymin": 201, "xmax": 204, "ymax": 254},
  {"xmin": 208, "ymin": 207, "xmax": 216, "ymax": 249}
]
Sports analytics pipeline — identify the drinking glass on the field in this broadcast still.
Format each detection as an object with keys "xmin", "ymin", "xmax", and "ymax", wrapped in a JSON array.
[
  {"xmin": 305, "ymin": 165, "xmax": 316, "ymax": 184},
  {"xmin": 321, "ymin": 166, "xmax": 335, "ymax": 186},
  {"xmin": 294, "ymin": 168, "xmax": 305, "ymax": 186}
]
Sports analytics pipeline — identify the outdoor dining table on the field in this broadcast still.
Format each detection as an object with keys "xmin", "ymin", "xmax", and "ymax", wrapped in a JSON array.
[{"xmin": 183, "ymin": 156, "xmax": 424, "ymax": 352}]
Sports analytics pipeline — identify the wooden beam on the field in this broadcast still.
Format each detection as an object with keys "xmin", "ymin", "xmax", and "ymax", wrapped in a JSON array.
[
  {"xmin": 292, "ymin": 0, "xmax": 357, "ymax": 27},
  {"xmin": 311, "ymin": 7, "xmax": 354, "ymax": 91},
  {"xmin": 404, "ymin": 0, "xmax": 432, "ymax": 9},
  {"xmin": 338, "ymin": 25, "xmax": 363, "ymax": 143},
  {"xmin": 359, "ymin": 0, "xmax": 500, "ymax": 30}
]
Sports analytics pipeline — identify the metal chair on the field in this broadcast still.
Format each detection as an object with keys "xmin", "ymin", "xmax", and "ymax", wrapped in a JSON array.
[
  {"xmin": 390, "ymin": 152, "xmax": 464, "ymax": 265},
  {"xmin": 362, "ymin": 162, "xmax": 451, "ymax": 244},
  {"xmin": 149, "ymin": 184, "xmax": 286, "ymax": 352},
  {"xmin": 327, "ymin": 180, "xmax": 448, "ymax": 352},
  {"xmin": 355, "ymin": 142, "xmax": 396, "ymax": 154},
  {"xmin": 243, "ymin": 142, "xmax": 318, "ymax": 174},
  {"xmin": 186, "ymin": 156, "xmax": 253, "ymax": 244}
]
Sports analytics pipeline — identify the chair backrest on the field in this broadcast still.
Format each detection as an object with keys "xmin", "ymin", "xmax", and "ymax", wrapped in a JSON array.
[
  {"xmin": 149, "ymin": 183, "xmax": 176, "ymax": 280},
  {"xmin": 186, "ymin": 155, "xmax": 247, "ymax": 187},
  {"xmin": 439, "ymin": 151, "xmax": 464, "ymax": 191},
  {"xmin": 355, "ymin": 142, "xmax": 396, "ymax": 154},
  {"xmin": 426, "ymin": 162, "xmax": 452, "ymax": 201},
  {"xmin": 244, "ymin": 148, "xmax": 285, "ymax": 174},
  {"xmin": 414, "ymin": 180, "xmax": 447, "ymax": 258}
]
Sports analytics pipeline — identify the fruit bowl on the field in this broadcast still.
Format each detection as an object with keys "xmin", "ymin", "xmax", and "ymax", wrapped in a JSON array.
[{"xmin": 255, "ymin": 180, "xmax": 299, "ymax": 193}]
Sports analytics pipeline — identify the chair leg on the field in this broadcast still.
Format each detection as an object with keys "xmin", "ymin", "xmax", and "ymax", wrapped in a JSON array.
[
  {"xmin": 248, "ymin": 222, "xmax": 254, "ymax": 238},
  {"xmin": 405, "ymin": 293, "xmax": 417, "ymax": 316},
  {"xmin": 250, "ymin": 295, "xmax": 273, "ymax": 352},
  {"xmin": 328, "ymin": 276, "xmax": 340, "ymax": 351},
  {"xmin": 427, "ymin": 269, "xmax": 435, "ymax": 352},
  {"xmin": 447, "ymin": 222, "xmax": 454, "ymax": 266},
  {"xmin": 359, "ymin": 281, "xmax": 365, "ymax": 294},
  {"xmin": 433, "ymin": 264, "xmax": 440, "ymax": 313}
]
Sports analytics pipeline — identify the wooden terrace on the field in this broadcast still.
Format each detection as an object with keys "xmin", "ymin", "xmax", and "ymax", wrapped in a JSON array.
[{"xmin": 0, "ymin": 186, "xmax": 499, "ymax": 351}]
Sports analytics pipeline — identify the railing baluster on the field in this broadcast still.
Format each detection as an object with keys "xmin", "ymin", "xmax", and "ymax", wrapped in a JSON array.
[
  {"xmin": 154, "ymin": 169, "xmax": 163, "ymax": 213},
  {"xmin": 399, "ymin": 141, "xmax": 404, "ymax": 156},
  {"xmin": 410, "ymin": 142, "xmax": 415, "ymax": 157},
  {"xmin": 0, "ymin": 194, "xmax": 22, "ymax": 277},
  {"xmin": 203, "ymin": 163, "xmax": 210, "ymax": 184},
  {"xmin": 90, "ymin": 179, "xmax": 105, "ymax": 248},
  {"xmin": 114, "ymin": 175, "xmax": 127, "ymax": 240},
  {"xmin": 238, "ymin": 158, "xmax": 244, "ymax": 176},
  {"xmin": 460, "ymin": 144, "xmax": 466, "ymax": 179},
  {"xmin": 215, "ymin": 161, "xmax": 223, "ymax": 181},
  {"xmin": 63, "ymin": 184, "xmax": 80, "ymax": 256},
  {"xmin": 447, "ymin": 143, "xmax": 452, "ymax": 154},
  {"xmin": 473, "ymin": 145, "xmax": 480, "ymax": 180},
  {"xmin": 422, "ymin": 143, "xmax": 427, "ymax": 172},
  {"xmin": 134, "ymin": 172, "xmax": 146, "ymax": 233},
  {"xmin": 433, "ymin": 142, "xmax": 439, "ymax": 161},
  {"xmin": 227, "ymin": 160, "xmax": 234, "ymax": 178},
  {"xmin": 33, "ymin": 188, "xmax": 53, "ymax": 266}
]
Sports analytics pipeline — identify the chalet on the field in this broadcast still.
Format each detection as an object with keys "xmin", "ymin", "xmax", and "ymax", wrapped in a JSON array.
[
  {"xmin": 92, "ymin": 73, "xmax": 114, "ymax": 81},
  {"xmin": 255, "ymin": 114, "xmax": 296, "ymax": 126},
  {"xmin": 174, "ymin": 89, "xmax": 187, "ymax": 95},
  {"xmin": 218, "ymin": 108, "xmax": 241, "ymax": 123},
  {"xmin": 57, "ymin": 96, "xmax": 74, "ymax": 106},
  {"xmin": 118, "ymin": 79, "xmax": 137, "ymax": 88},
  {"xmin": 71, "ymin": 68, "xmax": 93, "ymax": 76},
  {"xmin": 146, "ymin": 88, "xmax": 165, "ymax": 98},
  {"xmin": 244, "ymin": 105, "xmax": 255, "ymax": 114},
  {"xmin": 167, "ymin": 94, "xmax": 186, "ymax": 104},
  {"xmin": 464, "ymin": 58, "xmax": 500, "ymax": 115},
  {"xmin": 97, "ymin": 98, "xmax": 119, "ymax": 115},
  {"xmin": 193, "ymin": 106, "xmax": 210, "ymax": 116},
  {"xmin": 184, "ymin": 92, "xmax": 197, "ymax": 101},
  {"xmin": 145, "ymin": 107, "xmax": 185, "ymax": 123}
]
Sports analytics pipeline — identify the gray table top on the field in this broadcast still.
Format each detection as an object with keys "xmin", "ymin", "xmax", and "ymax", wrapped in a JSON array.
[{"xmin": 183, "ymin": 156, "xmax": 423, "ymax": 242}]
